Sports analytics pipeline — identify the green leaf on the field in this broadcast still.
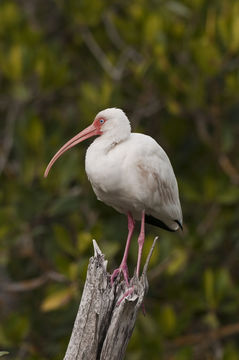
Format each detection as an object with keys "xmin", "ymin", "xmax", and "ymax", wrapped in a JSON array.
[
  {"xmin": 160, "ymin": 305, "xmax": 176, "ymax": 335},
  {"xmin": 1, "ymin": 314, "xmax": 29, "ymax": 344},
  {"xmin": 218, "ymin": 187, "xmax": 239, "ymax": 205},
  {"xmin": 167, "ymin": 248, "xmax": 187, "ymax": 275},
  {"xmin": 215, "ymin": 268, "xmax": 232, "ymax": 302},
  {"xmin": 77, "ymin": 231, "xmax": 92, "ymax": 253},
  {"xmin": 204, "ymin": 268, "xmax": 216, "ymax": 309}
]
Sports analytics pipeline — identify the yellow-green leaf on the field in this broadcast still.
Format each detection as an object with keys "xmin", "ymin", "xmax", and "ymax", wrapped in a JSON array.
[
  {"xmin": 167, "ymin": 248, "xmax": 187, "ymax": 275},
  {"xmin": 204, "ymin": 268, "xmax": 216, "ymax": 308},
  {"xmin": 41, "ymin": 287, "xmax": 74, "ymax": 312},
  {"xmin": 160, "ymin": 305, "xmax": 176, "ymax": 335}
]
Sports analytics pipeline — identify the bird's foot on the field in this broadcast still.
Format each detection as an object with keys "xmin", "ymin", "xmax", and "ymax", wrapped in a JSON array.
[
  {"xmin": 110, "ymin": 263, "xmax": 129, "ymax": 287},
  {"xmin": 116, "ymin": 286, "xmax": 135, "ymax": 306}
]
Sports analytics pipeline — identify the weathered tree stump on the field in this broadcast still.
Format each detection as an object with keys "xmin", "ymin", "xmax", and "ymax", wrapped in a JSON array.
[{"xmin": 64, "ymin": 237, "xmax": 158, "ymax": 360}]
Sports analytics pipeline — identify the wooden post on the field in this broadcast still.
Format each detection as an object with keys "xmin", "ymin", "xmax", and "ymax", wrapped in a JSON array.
[{"xmin": 64, "ymin": 238, "xmax": 158, "ymax": 360}]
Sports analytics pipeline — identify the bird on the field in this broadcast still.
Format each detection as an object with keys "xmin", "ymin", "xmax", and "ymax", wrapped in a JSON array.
[{"xmin": 44, "ymin": 108, "xmax": 182, "ymax": 286}]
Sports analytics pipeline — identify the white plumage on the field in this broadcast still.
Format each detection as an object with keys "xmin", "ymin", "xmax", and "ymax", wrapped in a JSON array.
[
  {"xmin": 86, "ymin": 108, "xmax": 182, "ymax": 230},
  {"xmin": 44, "ymin": 107, "xmax": 182, "ymax": 284}
]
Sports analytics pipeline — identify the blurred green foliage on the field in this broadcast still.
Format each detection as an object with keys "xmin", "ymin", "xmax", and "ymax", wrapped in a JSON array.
[{"xmin": 0, "ymin": 0, "xmax": 239, "ymax": 359}]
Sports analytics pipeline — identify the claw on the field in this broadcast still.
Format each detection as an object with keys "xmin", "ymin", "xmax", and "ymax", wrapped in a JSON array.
[
  {"xmin": 110, "ymin": 263, "xmax": 129, "ymax": 287},
  {"xmin": 110, "ymin": 268, "xmax": 120, "ymax": 286},
  {"xmin": 116, "ymin": 286, "xmax": 134, "ymax": 306}
]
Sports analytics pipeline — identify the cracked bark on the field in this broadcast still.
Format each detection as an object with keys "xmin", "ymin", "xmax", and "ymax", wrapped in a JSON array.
[{"xmin": 64, "ymin": 237, "xmax": 158, "ymax": 360}]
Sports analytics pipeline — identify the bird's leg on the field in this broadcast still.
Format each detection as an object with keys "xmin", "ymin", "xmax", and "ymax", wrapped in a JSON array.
[
  {"xmin": 136, "ymin": 210, "xmax": 145, "ymax": 278},
  {"xmin": 116, "ymin": 211, "xmax": 146, "ymax": 306},
  {"xmin": 111, "ymin": 212, "xmax": 135, "ymax": 286}
]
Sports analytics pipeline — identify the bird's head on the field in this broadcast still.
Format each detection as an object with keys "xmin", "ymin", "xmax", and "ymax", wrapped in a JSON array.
[
  {"xmin": 44, "ymin": 107, "xmax": 131, "ymax": 177},
  {"xmin": 95, "ymin": 108, "xmax": 131, "ymax": 141}
]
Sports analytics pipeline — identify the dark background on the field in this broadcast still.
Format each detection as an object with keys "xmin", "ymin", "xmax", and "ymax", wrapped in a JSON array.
[{"xmin": 0, "ymin": 0, "xmax": 239, "ymax": 359}]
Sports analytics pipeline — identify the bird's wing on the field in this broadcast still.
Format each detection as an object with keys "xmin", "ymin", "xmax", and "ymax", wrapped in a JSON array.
[{"xmin": 132, "ymin": 141, "xmax": 182, "ymax": 228}]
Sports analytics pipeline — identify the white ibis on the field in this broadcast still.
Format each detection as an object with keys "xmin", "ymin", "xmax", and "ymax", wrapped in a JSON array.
[{"xmin": 44, "ymin": 108, "xmax": 182, "ymax": 286}]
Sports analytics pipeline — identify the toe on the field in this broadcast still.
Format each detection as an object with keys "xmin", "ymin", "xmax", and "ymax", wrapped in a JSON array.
[{"xmin": 110, "ymin": 268, "xmax": 120, "ymax": 286}]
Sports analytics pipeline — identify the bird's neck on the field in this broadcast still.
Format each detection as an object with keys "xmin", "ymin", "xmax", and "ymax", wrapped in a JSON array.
[
  {"xmin": 91, "ymin": 135, "xmax": 127, "ymax": 154},
  {"xmin": 92, "ymin": 128, "xmax": 130, "ymax": 152}
]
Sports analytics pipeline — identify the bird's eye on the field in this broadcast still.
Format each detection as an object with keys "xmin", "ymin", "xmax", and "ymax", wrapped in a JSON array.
[{"xmin": 99, "ymin": 118, "xmax": 105, "ymax": 124}]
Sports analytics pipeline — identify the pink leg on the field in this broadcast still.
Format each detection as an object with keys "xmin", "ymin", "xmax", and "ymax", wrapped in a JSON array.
[
  {"xmin": 117, "ymin": 211, "xmax": 146, "ymax": 306},
  {"xmin": 111, "ymin": 212, "xmax": 135, "ymax": 286},
  {"xmin": 136, "ymin": 210, "xmax": 145, "ymax": 278}
]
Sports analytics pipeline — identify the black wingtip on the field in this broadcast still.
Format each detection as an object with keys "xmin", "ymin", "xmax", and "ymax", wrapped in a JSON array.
[
  {"xmin": 145, "ymin": 215, "xmax": 183, "ymax": 232},
  {"xmin": 175, "ymin": 220, "xmax": 183, "ymax": 231},
  {"xmin": 145, "ymin": 215, "xmax": 176, "ymax": 232}
]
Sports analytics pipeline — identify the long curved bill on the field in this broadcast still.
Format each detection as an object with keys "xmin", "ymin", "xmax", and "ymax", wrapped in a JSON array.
[{"xmin": 44, "ymin": 123, "xmax": 99, "ymax": 177}]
